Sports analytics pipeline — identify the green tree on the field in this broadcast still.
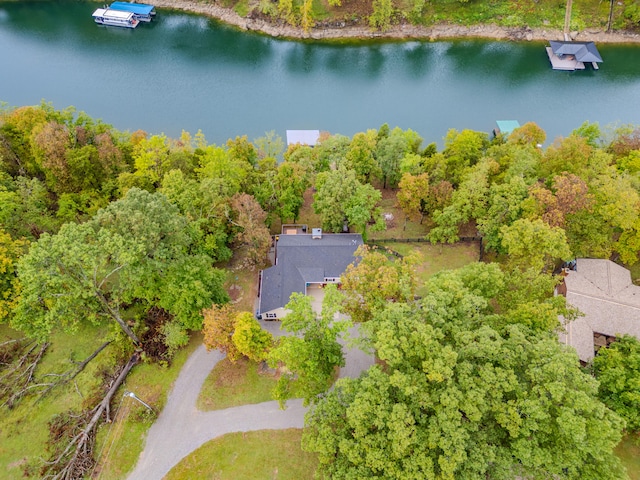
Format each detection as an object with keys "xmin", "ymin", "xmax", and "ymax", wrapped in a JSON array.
[
  {"xmin": 344, "ymin": 182, "xmax": 383, "ymax": 241},
  {"xmin": 500, "ymin": 218, "xmax": 572, "ymax": 272},
  {"xmin": 343, "ymin": 131, "xmax": 380, "ymax": 183},
  {"xmin": 13, "ymin": 189, "xmax": 227, "ymax": 346},
  {"xmin": 275, "ymin": 161, "xmax": 309, "ymax": 223},
  {"xmin": 397, "ymin": 173, "xmax": 430, "ymax": 227},
  {"xmin": 369, "ymin": 0, "xmax": 393, "ymax": 30},
  {"xmin": 303, "ymin": 279, "xmax": 626, "ymax": 480},
  {"xmin": 340, "ymin": 245, "xmax": 418, "ymax": 323},
  {"xmin": 160, "ymin": 170, "xmax": 233, "ymax": 262},
  {"xmin": 268, "ymin": 285, "xmax": 349, "ymax": 406},
  {"xmin": 314, "ymin": 166, "xmax": 381, "ymax": 235},
  {"xmin": 592, "ymin": 335, "xmax": 640, "ymax": 433},
  {"xmin": 0, "ymin": 229, "xmax": 28, "ymax": 322},
  {"xmin": 376, "ymin": 127, "xmax": 419, "ymax": 188},
  {"xmin": 232, "ymin": 312, "xmax": 274, "ymax": 362},
  {"xmin": 476, "ymin": 176, "xmax": 529, "ymax": 252}
]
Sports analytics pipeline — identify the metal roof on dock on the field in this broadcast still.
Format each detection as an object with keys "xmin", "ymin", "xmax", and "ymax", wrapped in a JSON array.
[
  {"xmin": 110, "ymin": 2, "xmax": 155, "ymax": 15},
  {"xmin": 286, "ymin": 130, "xmax": 320, "ymax": 146},
  {"xmin": 549, "ymin": 41, "xmax": 603, "ymax": 63}
]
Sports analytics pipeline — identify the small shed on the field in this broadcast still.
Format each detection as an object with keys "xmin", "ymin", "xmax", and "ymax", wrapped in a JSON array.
[
  {"xmin": 493, "ymin": 120, "xmax": 520, "ymax": 138},
  {"xmin": 286, "ymin": 130, "xmax": 320, "ymax": 147}
]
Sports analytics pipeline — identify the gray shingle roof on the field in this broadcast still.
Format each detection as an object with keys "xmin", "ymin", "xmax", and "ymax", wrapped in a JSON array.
[
  {"xmin": 559, "ymin": 259, "xmax": 640, "ymax": 362},
  {"xmin": 549, "ymin": 41, "xmax": 603, "ymax": 63},
  {"xmin": 258, "ymin": 233, "xmax": 363, "ymax": 314}
]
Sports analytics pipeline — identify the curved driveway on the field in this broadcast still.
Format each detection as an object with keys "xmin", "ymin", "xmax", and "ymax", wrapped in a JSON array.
[
  {"xmin": 128, "ymin": 322, "xmax": 373, "ymax": 479},
  {"xmin": 127, "ymin": 345, "xmax": 307, "ymax": 480}
]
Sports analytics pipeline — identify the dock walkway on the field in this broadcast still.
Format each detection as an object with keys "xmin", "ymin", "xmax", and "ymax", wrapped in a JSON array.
[{"xmin": 546, "ymin": 47, "xmax": 585, "ymax": 71}]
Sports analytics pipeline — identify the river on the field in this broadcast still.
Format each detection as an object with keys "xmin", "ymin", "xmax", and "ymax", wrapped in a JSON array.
[{"xmin": 1, "ymin": 1, "xmax": 640, "ymax": 145}]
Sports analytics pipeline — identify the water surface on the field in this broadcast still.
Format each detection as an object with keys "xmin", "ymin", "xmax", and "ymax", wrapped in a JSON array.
[{"xmin": 1, "ymin": 1, "xmax": 639, "ymax": 144}]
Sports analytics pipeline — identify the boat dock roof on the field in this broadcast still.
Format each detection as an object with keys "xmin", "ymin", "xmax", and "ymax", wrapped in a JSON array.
[
  {"xmin": 286, "ymin": 130, "xmax": 321, "ymax": 146},
  {"xmin": 92, "ymin": 8, "xmax": 136, "ymax": 20},
  {"xmin": 110, "ymin": 2, "xmax": 155, "ymax": 15},
  {"xmin": 546, "ymin": 41, "xmax": 602, "ymax": 71}
]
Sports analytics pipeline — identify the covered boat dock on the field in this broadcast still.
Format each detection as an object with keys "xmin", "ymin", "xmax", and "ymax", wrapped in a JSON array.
[
  {"xmin": 110, "ymin": 2, "xmax": 156, "ymax": 21},
  {"xmin": 546, "ymin": 41, "xmax": 603, "ymax": 71},
  {"xmin": 493, "ymin": 120, "xmax": 520, "ymax": 138},
  {"xmin": 286, "ymin": 130, "xmax": 321, "ymax": 147}
]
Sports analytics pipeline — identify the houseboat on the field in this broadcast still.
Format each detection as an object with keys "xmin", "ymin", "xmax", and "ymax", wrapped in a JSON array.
[
  {"xmin": 92, "ymin": 8, "xmax": 139, "ymax": 28},
  {"xmin": 109, "ymin": 2, "xmax": 156, "ymax": 22}
]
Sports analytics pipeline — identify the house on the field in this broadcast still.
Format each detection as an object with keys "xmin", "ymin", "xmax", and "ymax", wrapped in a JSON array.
[
  {"xmin": 558, "ymin": 258, "xmax": 640, "ymax": 362},
  {"xmin": 257, "ymin": 229, "xmax": 363, "ymax": 319}
]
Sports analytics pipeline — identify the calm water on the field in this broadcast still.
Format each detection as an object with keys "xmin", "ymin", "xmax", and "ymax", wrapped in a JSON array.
[{"xmin": 1, "ymin": 1, "xmax": 640, "ymax": 145}]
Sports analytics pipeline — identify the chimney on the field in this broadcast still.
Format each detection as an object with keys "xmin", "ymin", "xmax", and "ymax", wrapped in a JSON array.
[{"xmin": 312, "ymin": 228, "xmax": 322, "ymax": 239}]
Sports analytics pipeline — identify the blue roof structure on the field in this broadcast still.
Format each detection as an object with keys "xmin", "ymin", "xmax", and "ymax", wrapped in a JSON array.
[
  {"xmin": 495, "ymin": 120, "xmax": 521, "ymax": 136},
  {"xmin": 110, "ymin": 2, "xmax": 155, "ymax": 15}
]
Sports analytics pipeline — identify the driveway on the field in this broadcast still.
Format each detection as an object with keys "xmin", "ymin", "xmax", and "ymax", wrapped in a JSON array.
[{"xmin": 128, "ymin": 322, "xmax": 373, "ymax": 479}]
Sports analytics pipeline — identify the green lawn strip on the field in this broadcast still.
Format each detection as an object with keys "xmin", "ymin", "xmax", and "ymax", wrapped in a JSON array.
[
  {"xmin": 93, "ymin": 333, "xmax": 203, "ymax": 480},
  {"xmin": 164, "ymin": 428, "xmax": 318, "ymax": 480},
  {"xmin": 616, "ymin": 435, "xmax": 640, "ymax": 479},
  {"xmin": 0, "ymin": 324, "xmax": 114, "ymax": 479},
  {"xmin": 197, "ymin": 357, "xmax": 277, "ymax": 411}
]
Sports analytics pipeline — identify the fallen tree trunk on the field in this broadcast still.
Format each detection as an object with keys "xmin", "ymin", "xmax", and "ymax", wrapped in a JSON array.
[
  {"xmin": 38, "ymin": 341, "xmax": 112, "ymax": 402},
  {"xmin": 41, "ymin": 352, "xmax": 139, "ymax": 480}
]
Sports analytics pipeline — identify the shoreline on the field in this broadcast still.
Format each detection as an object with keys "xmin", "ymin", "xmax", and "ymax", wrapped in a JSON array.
[{"xmin": 151, "ymin": 0, "xmax": 640, "ymax": 43}]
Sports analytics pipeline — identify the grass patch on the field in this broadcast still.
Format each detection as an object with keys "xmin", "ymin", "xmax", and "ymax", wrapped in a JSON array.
[
  {"xmin": 377, "ymin": 241, "xmax": 479, "ymax": 295},
  {"xmin": 616, "ymin": 434, "xmax": 640, "ymax": 479},
  {"xmin": 164, "ymin": 428, "xmax": 318, "ymax": 480},
  {"xmin": 0, "ymin": 324, "xmax": 115, "ymax": 479},
  {"xmin": 197, "ymin": 357, "xmax": 277, "ymax": 411},
  {"xmin": 92, "ymin": 333, "xmax": 203, "ymax": 480},
  {"xmin": 370, "ymin": 188, "xmax": 432, "ymax": 240}
]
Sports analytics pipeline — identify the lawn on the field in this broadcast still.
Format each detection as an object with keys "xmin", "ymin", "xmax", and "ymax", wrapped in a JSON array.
[
  {"xmin": 197, "ymin": 357, "xmax": 277, "ymax": 411},
  {"xmin": 164, "ymin": 429, "xmax": 318, "ymax": 480},
  {"xmin": 617, "ymin": 435, "xmax": 640, "ymax": 480},
  {"xmin": 377, "ymin": 240, "xmax": 479, "ymax": 295},
  {"xmin": 0, "ymin": 323, "xmax": 114, "ymax": 479}
]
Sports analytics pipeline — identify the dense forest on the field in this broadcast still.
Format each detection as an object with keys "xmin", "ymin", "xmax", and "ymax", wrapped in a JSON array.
[{"xmin": 1, "ymin": 102, "xmax": 639, "ymax": 478}]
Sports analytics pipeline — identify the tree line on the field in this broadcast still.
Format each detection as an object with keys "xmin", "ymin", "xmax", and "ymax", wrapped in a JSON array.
[{"xmin": 1, "ymin": 101, "xmax": 639, "ymax": 478}]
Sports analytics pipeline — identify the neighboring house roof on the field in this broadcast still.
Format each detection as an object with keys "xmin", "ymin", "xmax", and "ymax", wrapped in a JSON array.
[
  {"xmin": 258, "ymin": 233, "xmax": 363, "ymax": 314},
  {"xmin": 549, "ymin": 41, "xmax": 603, "ymax": 63},
  {"xmin": 286, "ymin": 130, "xmax": 320, "ymax": 147},
  {"xmin": 559, "ymin": 258, "xmax": 640, "ymax": 362}
]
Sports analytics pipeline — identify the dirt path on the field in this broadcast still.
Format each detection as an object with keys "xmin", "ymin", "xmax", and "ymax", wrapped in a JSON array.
[{"xmin": 152, "ymin": 0, "xmax": 640, "ymax": 43}]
